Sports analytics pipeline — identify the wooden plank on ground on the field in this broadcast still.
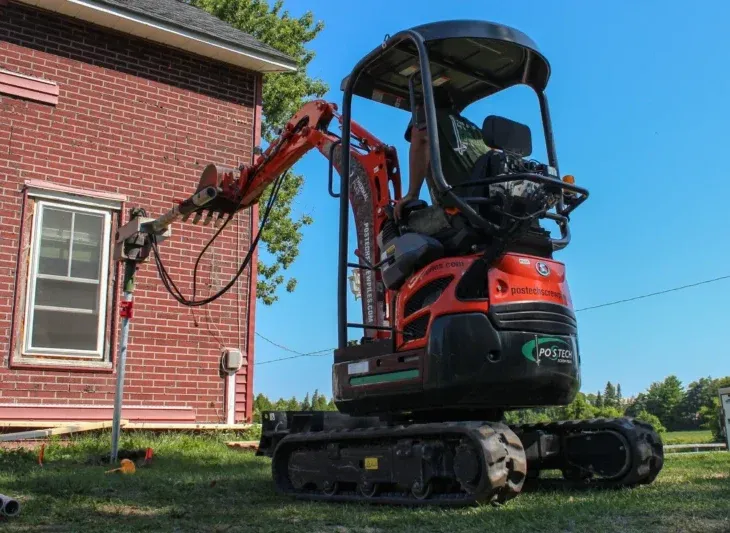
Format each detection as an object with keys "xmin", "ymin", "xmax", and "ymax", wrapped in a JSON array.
[
  {"xmin": 226, "ymin": 440, "xmax": 259, "ymax": 450},
  {"xmin": 0, "ymin": 421, "xmax": 254, "ymax": 431},
  {"xmin": 0, "ymin": 420, "xmax": 124, "ymax": 442},
  {"xmin": 0, "ymin": 421, "xmax": 70, "ymax": 429},
  {"xmin": 124, "ymin": 423, "xmax": 253, "ymax": 430},
  {"xmin": 0, "ymin": 405, "xmax": 195, "ymax": 422}
]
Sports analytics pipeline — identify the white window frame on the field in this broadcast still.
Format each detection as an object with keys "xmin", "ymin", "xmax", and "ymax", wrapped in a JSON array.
[{"xmin": 22, "ymin": 200, "xmax": 113, "ymax": 360}]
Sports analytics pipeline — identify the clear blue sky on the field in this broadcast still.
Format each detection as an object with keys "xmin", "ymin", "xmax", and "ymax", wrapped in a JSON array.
[{"xmin": 252, "ymin": 0, "xmax": 730, "ymax": 402}]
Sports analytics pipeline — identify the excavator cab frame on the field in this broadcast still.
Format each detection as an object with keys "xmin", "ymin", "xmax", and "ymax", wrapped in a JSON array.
[{"xmin": 336, "ymin": 20, "xmax": 588, "ymax": 349}]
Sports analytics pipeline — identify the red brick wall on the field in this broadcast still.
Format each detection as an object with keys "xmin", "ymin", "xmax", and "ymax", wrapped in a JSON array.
[{"xmin": 0, "ymin": 2, "xmax": 260, "ymax": 422}]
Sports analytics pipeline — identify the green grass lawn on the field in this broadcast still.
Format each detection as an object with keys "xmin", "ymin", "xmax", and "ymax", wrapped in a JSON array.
[
  {"xmin": 663, "ymin": 430, "xmax": 715, "ymax": 445},
  {"xmin": 0, "ymin": 431, "xmax": 728, "ymax": 533}
]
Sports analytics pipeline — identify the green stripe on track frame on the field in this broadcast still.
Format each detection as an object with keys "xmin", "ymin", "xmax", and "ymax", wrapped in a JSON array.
[{"xmin": 349, "ymin": 369, "xmax": 419, "ymax": 386}]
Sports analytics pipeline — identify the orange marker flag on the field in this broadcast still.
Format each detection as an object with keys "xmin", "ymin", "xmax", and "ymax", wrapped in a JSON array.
[{"xmin": 105, "ymin": 458, "xmax": 136, "ymax": 475}]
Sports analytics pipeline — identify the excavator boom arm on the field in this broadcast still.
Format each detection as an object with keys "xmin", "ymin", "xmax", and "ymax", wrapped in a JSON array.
[{"xmin": 191, "ymin": 99, "xmax": 402, "ymax": 338}]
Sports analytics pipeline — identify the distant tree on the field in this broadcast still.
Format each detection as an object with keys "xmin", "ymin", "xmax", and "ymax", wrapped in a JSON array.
[
  {"xmin": 594, "ymin": 406, "xmax": 624, "ymax": 419},
  {"xmin": 616, "ymin": 384, "xmax": 623, "ymax": 405},
  {"xmin": 250, "ymin": 390, "xmax": 341, "ymax": 418},
  {"xmin": 644, "ymin": 375, "xmax": 685, "ymax": 430},
  {"xmin": 625, "ymin": 392, "xmax": 648, "ymax": 417},
  {"xmin": 633, "ymin": 410, "xmax": 666, "ymax": 434},
  {"xmin": 559, "ymin": 393, "xmax": 596, "ymax": 420},
  {"xmin": 604, "ymin": 382, "xmax": 618, "ymax": 408},
  {"xmin": 312, "ymin": 389, "xmax": 329, "ymax": 411},
  {"xmin": 699, "ymin": 398, "xmax": 724, "ymax": 442},
  {"xmin": 286, "ymin": 396, "xmax": 300, "ymax": 411},
  {"xmin": 698, "ymin": 376, "xmax": 730, "ymax": 442},
  {"xmin": 301, "ymin": 392, "xmax": 311, "ymax": 411},
  {"xmin": 677, "ymin": 377, "xmax": 715, "ymax": 429},
  {"xmin": 252, "ymin": 392, "xmax": 274, "ymax": 423},
  {"xmin": 595, "ymin": 391, "xmax": 604, "ymax": 408},
  {"xmin": 272, "ymin": 397, "xmax": 289, "ymax": 411},
  {"xmin": 504, "ymin": 409, "xmax": 554, "ymax": 425},
  {"xmin": 586, "ymin": 393, "xmax": 598, "ymax": 407}
]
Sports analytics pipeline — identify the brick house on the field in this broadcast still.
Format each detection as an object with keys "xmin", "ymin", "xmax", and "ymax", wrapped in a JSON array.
[{"xmin": 0, "ymin": 0, "xmax": 295, "ymax": 425}]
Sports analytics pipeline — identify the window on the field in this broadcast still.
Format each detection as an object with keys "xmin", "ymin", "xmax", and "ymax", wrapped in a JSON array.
[
  {"xmin": 23, "ymin": 201, "xmax": 112, "ymax": 359},
  {"xmin": 0, "ymin": 68, "xmax": 59, "ymax": 106}
]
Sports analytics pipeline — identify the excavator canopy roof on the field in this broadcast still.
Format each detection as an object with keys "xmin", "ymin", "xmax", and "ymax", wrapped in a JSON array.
[{"xmin": 340, "ymin": 20, "xmax": 550, "ymax": 112}]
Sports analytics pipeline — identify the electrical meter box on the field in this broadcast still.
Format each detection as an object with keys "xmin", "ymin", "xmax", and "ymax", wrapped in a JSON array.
[{"xmin": 221, "ymin": 348, "xmax": 243, "ymax": 373}]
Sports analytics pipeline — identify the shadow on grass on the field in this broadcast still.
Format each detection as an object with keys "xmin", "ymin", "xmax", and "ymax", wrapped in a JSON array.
[{"xmin": 1, "ymin": 442, "xmax": 729, "ymax": 533}]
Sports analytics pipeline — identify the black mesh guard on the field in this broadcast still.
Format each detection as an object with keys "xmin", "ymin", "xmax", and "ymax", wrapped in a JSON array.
[{"xmin": 405, "ymin": 276, "xmax": 454, "ymax": 317}]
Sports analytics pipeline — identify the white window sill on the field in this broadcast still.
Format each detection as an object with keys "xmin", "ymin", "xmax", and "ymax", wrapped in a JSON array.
[{"xmin": 10, "ymin": 355, "xmax": 113, "ymax": 372}]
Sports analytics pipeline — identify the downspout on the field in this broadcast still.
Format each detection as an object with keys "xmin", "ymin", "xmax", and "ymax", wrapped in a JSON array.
[{"xmin": 244, "ymin": 73, "xmax": 263, "ymax": 423}]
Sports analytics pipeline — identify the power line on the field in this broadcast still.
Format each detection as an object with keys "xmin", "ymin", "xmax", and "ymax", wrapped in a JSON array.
[
  {"xmin": 255, "ymin": 349, "xmax": 331, "ymax": 366},
  {"xmin": 255, "ymin": 332, "xmax": 310, "ymax": 355},
  {"xmin": 575, "ymin": 274, "xmax": 730, "ymax": 313},
  {"xmin": 254, "ymin": 332, "xmax": 332, "ymax": 365},
  {"xmin": 253, "ymin": 273, "xmax": 730, "ymax": 366}
]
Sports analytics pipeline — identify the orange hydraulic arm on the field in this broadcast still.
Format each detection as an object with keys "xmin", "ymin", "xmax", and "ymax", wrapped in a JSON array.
[{"xmin": 192, "ymin": 99, "xmax": 403, "ymax": 339}]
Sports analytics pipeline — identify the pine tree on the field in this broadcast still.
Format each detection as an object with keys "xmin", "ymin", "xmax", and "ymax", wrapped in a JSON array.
[
  {"xmin": 286, "ymin": 396, "xmax": 300, "ymax": 411},
  {"xmin": 301, "ymin": 392, "xmax": 311, "ymax": 411},
  {"xmin": 596, "ymin": 391, "xmax": 604, "ymax": 408},
  {"xmin": 604, "ymin": 382, "xmax": 617, "ymax": 408},
  {"xmin": 616, "ymin": 384, "xmax": 623, "ymax": 405},
  {"xmin": 312, "ymin": 389, "xmax": 329, "ymax": 411}
]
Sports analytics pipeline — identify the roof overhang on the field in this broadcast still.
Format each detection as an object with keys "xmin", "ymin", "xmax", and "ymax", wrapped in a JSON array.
[{"xmin": 14, "ymin": 0, "xmax": 298, "ymax": 73}]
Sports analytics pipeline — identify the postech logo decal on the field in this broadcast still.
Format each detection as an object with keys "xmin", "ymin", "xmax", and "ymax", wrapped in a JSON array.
[{"xmin": 521, "ymin": 337, "xmax": 574, "ymax": 365}]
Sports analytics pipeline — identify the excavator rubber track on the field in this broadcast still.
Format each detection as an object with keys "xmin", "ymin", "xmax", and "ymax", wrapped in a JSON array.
[
  {"xmin": 510, "ymin": 417, "xmax": 664, "ymax": 490},
  {"xmin": 269, "ymin": 421, "xmax": 527, "ymax": 506}
]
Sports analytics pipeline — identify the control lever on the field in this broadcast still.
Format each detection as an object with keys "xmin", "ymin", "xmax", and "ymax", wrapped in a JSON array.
[{"xmin": 354, "ymin": 249, "xmax": 390, "ymax": 271}]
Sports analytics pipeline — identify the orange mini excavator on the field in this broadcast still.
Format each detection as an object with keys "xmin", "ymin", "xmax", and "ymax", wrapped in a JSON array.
[{"xmin": 124, "ymin": 20, "xmax": 664, "ymax": 506}]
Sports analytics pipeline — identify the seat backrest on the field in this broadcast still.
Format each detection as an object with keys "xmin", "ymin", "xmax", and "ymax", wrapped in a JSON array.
[{"xmin": 482, "ymin": 116, "xmax": 532, "ymax": 157}]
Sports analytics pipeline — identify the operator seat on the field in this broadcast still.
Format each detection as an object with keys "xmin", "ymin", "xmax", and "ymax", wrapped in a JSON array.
[
  {"xmin": 377, "ymin": 116, "xmax": 546, "ymax": 291},
  {"xmin": 468, "ymin": 116, "xmax": 554, "ymax": 258}
]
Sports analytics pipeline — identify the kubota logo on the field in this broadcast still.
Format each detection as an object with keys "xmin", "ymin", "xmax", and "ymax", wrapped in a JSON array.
[
  {"xmin": 536, "ymin": 261, "xmax": 550, "ymax": 276},
  {"xmin": 521, "ymin": 337, "xmax": 573, "ymax": 365}
]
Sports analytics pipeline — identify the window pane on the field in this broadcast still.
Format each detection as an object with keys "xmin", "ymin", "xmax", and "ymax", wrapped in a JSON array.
[
  {"xmin": 37, "ymin": 208, "xmax": 72, "ymax": 276},
  {"xmin": 34, "ymin": 278, "xmax": 99, "ymax": 311},
  {"xmin": 70, "ymin": 213, "xmax": 104, "ymax": 279},
  {"xmin": 30, "ymin": 309, "xmax": 99, "ymax": 351}
]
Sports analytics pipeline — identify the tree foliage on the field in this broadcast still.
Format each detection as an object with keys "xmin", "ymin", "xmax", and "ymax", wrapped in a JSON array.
[
  {"xmin": 677, "ymin": 377, "xmax": 715, "ymax": 427},
  {"xmin": 634, "ymin": 410, "xmax": 666, "ymax": 434},
  {"xmin": 253, "ymin": 375, "xmax": 728, "ymax": 440},
  {"xmin": 603, "ymin": 381, "xmax": 618, "ymax": 409},
  {"xmin": 644, "ymin": 375, "xmax": 685, "ymax": 430},
  {"xmin": 252, "ymin": 390, "xmax": 337, "ymax": 423},
  {"xmin": 504, "ymin": 375, "xmax": 727, "ymax": 438},
  {"xmin": 561, "ymin": 392, "xmax": 596, "ymax": 420},
  {"xmin": 193, "ymin": 0, "xmax": 328, "ymax": 304},
  {"xmin": 625, "ymin": 392, "xmax": 648, "ymax": 417}
]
